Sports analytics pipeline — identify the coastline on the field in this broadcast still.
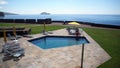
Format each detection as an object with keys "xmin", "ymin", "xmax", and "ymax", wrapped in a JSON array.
[
  {"xmin": 0, "ymin": 18, "xmax": 120, "ymax": 29},
  {"xmin": 1, "ymin": 14, "xmax": 120, "ymax": 26}
]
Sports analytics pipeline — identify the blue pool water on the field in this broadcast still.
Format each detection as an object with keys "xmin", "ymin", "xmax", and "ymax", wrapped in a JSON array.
[{"xmin": 29, "ymin": 36, "xmax": 89, "ymax": 49}]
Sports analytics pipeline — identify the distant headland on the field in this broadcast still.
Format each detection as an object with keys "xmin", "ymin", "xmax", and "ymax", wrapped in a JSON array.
[
  {"xmin": 40, "ymin": 12, "xmax": 50, "ymax": 15},
  {"xmin": 0, "ymin": 11, "xmax": 18, "ymax": 17}
]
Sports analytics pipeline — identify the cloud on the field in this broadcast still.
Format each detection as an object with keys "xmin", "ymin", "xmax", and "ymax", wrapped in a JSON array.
[{"xmin": 0, "ymin": 0, "xmax": 7, "ymax": 5}]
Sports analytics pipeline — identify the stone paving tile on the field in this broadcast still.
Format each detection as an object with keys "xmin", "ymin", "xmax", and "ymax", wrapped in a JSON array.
[{"xmin": 0, "ymin": 28, "xmax": 111, "ymax": 68}]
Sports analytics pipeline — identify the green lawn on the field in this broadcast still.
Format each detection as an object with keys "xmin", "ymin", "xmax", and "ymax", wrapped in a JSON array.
[
  {"xmin": 0, "ymin": 23, "xmax": 120, "ymax": 68},
  {"xmin": 83, "ymin": 28, "xmax": 120, "ymax": 68},
  {"xmin": 0, "ymin": 23, "xmax": 69, "ymax": 34}
]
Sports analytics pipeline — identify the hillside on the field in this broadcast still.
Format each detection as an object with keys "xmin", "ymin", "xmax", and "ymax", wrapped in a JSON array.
[{"xmin": 0, "ymin": 11, "xmax": 17, "ymax": 16}]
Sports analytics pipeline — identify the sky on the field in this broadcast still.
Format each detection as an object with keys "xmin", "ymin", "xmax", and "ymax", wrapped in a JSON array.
[{"xmin": 0, "ymin": 0, "xmax": 120, "ymax": 14}]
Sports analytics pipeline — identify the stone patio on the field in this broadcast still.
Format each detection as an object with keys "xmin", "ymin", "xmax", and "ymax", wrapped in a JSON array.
[{"xmin": 0, "ymin": 28, "xmax": 111, "ymax": 68}]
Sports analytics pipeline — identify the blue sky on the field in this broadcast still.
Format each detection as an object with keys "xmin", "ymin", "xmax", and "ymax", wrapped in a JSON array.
[{"xmin": 0, "ymin": 0, "xmax": 120, "ymax": 14}]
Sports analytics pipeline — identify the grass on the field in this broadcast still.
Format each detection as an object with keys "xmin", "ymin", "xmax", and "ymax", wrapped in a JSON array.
[
  {"xmin": 0, "ymin": 23, "xmax": 120, "ymax": 68},
  {"xmin": 30, "ymin": 25, "xmax": 69, "ymax": 34},
  {"xmin": 83, "ymin": 28, "xmax": 120, "ymax": 68},
  {"xmin": 0, "ymin": 23, "xmax": 69, "ymax": 34}
]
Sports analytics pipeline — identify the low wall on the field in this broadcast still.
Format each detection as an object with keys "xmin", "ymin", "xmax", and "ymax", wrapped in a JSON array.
[
  {"xmin": 0, "ymin": 19, "xmax": 14, "ymax": 23},
  {"xmin": 53, "ymin": 20, "xmax": 120, "ymax": 29},
  {"xmin": 14, "ymin": 19, "xmax": 25, "ymax": 23},
  {"xmin": 0, "ymin": 18, "xmax": 52, "ymax": 24},
  {"xmin": 45, "ymin": 18, "xmax": 52, "ymax": 24},
  {"xmin": 90, "ymin": 23, "xmax": 120, "ymax": 29},
  {"xmin": 37, "ymin": 19, "xmax": 45, "ymax": 24},
  {"xmin": 37, "ymin": 18, "xmax": 52, "ymax": 24},
  {"xmin": 25, "ymin": 19, "xmax": 36, "ymax": 24}
]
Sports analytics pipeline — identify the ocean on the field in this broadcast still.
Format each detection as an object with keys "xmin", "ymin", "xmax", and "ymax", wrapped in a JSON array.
[{"xmin": 1, "ymin": 14, "xmax": 120, "ymax": 26}]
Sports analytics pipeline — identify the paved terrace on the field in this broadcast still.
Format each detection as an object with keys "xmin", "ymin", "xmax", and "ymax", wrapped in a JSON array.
[{"xmin": 0, "ymin": 28, "xmax": 111, "ymax": 68}]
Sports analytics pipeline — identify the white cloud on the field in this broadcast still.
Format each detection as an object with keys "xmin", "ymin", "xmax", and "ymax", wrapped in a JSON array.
[{"xmin": 0, "ymin": 0, "xmax": 7, "ymax": 5}]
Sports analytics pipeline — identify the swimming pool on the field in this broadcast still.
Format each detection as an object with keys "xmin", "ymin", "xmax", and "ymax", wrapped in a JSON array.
[{"xmin": 29, "ymin": 36, "xmax": 89, "ymax": 49}]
